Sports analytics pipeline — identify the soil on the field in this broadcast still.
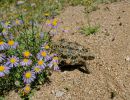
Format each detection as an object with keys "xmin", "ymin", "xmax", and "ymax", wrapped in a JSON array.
[{"xmin": 5, "ymin": 0, "xmax": 130, "ymax": 100}]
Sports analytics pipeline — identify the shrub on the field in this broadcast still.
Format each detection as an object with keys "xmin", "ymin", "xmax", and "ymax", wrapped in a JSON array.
[{"xmin": 0, "ymin": 16, "xmax": 59, "ymax": 99}]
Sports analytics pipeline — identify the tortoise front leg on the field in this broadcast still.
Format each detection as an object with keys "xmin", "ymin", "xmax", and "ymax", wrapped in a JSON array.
[{"xmin": 78, "ymin": 61, "xmax": 90, "ymax": 74}]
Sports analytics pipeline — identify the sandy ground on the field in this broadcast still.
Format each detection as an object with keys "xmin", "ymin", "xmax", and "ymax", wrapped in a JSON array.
[{"xmin": 5, "ymin": 0, "xmax": 130, "ymax": 100}]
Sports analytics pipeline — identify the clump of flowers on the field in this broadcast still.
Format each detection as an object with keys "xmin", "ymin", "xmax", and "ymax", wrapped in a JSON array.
[{"xmin": 0, "ymin": 18, "xmax": 59, "ymax": 98}]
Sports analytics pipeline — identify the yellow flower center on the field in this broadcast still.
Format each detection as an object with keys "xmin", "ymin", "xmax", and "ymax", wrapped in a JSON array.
[
  {"xmin": 53, "ymin": 62, "xmax": 57, "ymax": 65},
  {"xmin": 23, "ymin": 59, "xmax": 29, "ymax": 63},
  {"xmin": 0, "ymin": 66, "xmax": 5, "ymax": 72},
  {"xmin": 25, "ymin": 72, "xmax": 32, "ymax": 78},
  {"xmin": 34, "ymin": 67, "xmax": 41, "ymax": 72},
  {"xmin": 8, "ymin": 40, "xmax": 14, "ymax": 46},
  {"xmin": 52, "ymin": 19, "xmax": 58, "ymax": 26},
  {"xmin": 38, "ymin": 60, "xmax": 44, "ymax": 65},
  {"xmin": 15, "ymin": 19, "xmax": 20, "ymax": 25},
  {"xmin": 53, "ymin": 57, "xmax": 58, "ymax": 60},
  {"xmin": 24, "ymin": 85, "xmax": 31, "ymax": 93},
  {"xmin": 0, "ymin": 41, "xmax": 4, "ymax": 45},
  {"xmin": 41, "ymin": 51, "xmax": 47, "ymax": 57},
  {"xmin": 45, "ymin": 45, "xmax": 49, "ymax": 49},
  {"xmin": 10, "ymin": 58, "xmax": 16, "ymax": 63},
  {"xmin": 23, "ymin": 51, "xmax": 31, "ymax": 57}
]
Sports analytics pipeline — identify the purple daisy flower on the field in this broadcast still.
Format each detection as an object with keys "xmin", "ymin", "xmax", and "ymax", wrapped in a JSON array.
[
  {"xmin": 13, "ymin": 19, "xmax": 23, "ymax": 26},
  {"xmin": 23, "ymin": 84, "xmax": 31, "ymax": 94},
  {"xmin": 20, "ymin": 59, "xmax": 32, "ymax": 66},
  {"xmin": 7, "ymin": 40, "xmax": 18, "ymax": 49},
  {"xmin": 48, "ymin": 61, "xmax": 60, "ymax": 71},
  {"xmin": 54, "ymin": 64, "xmax": 60, "ymax": 71},
  {"xmin": 0, "ymin": 41, "xmax": 7, "ymax": 50},
  {"xmin": 37, "ymin": 50, "xmax": 52, "ymax": 62},
  {"xmin": 37, "ymin": 59, "xmax": 46, "ymax": 69},
  {"xmin": 6, "ymin": 56, "xmax": 19, "ymax": 68},
  {"xmin": 41, "ymin": 42, "xmax": 50, "ymax": 50},
  {"xmin": 48, "ymin": 56, "xmax": 59, "ymax": 71},
  {"xmin": 32, "ymin": 65, "xmax": 42, "ymax": 74},
  {"xmin": 52, "ymin": 56, "xmax": 59, "ymax": 63},
  {"xmin": 0, "ymin": 53, "xmax": 6, "ymax": 62},
  {"xmin": 51, "ymin": 18, "xmax": 59, "ymax": 29},
  {"xmin": 23, "ymin": 71, "xmax": 36, "ymax": 84},
  {"xmin": 48, "ymin": 61, "xmax": 53, "ymax": 68},
  {"xmin": 45, "ymin": 55, "xmax": 52, "ymax": 62},
  {"xmin": 1, "ymin": 21, "xmax": 12, "ymax": 29},
  {"xmin": 37, "ymin": 50, "xmax": 47, "ymax": 59},
  {"xmin": 0, "ymin": 65, "xmax": 10, "ymax": 77}
]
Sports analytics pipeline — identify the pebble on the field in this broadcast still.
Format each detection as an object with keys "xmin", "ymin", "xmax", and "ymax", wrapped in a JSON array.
[
  {"xmin": 125, "ymin": 56, "xmax": 130, "ymax": 61},
  {"xmin": 55, "ymin": 90, "xmax": 64, "ymax": 97}
]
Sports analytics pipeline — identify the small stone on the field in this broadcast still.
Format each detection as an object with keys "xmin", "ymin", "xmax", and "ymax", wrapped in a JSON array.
[
  {"xmin": 105, "ymin": 32, "xmax": 110, "ymax": 36},
  {"xmin": 111, "ymin": 37, "xmax": 115, "ymax": 41},
  {"xmin": 55, "ymin": 90, "xmax": 64, "ymax": 97},
  {"xmin": 51, "ymin": 90, "xmax": 55, "ymax": 94},
  {"xmin": 125, "ymin": 56, "xmax": 130, "ymax": 61}
]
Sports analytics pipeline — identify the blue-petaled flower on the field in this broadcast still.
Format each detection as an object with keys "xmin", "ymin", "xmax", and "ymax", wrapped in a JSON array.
[
  {"xmin": 48, "ymin": 56, "xmax": 59, "ymax": 71},
  {"xmin": 32, "ymin": 65, "xmax": 42, "ymax": 74},
  {"xmin": 37, "ymin": 50, "xmax": 47, "ymax": 59},
  {"xmin": 37, "ymin": 59, "xmax": 46, "ymax": 69},
  {"xmin": 6, "ymin": 56, "xmax": 19, "ymax": 68},
  {"xmin": 0, "ymin": 65, "xmax": 10, "ymax": 77},
  {"xmin": 1, "ymin": 21, "xmax": 12, "ymax": 29},
  {"xmin": 20, "ymin": 59, "xmax": 32, "ymax": 66},
  {"xmin": 23, "ymin": 84, "xmax": 31, "ymax": 94},
  {"xmin": 13, "ymin": 19, "xmax": 23, "ymax": 26},
  {"xmin": 0, "ymin": 53, "xmax": 6, "ymax": 62},
  {"xmin": 37, "ymin": 51, "xmax": 51, "ymax": 62},
  {"xmin": 53, "ymin": 64, "xmax": 60, "ymax": 71},
  {"xmin": 0, "ymin": 41, "xmax": 7, "ymax": 50},
  {"xmin": 23, "ymin": 71, "xmax": 36, "ymax": 84},
  {"xmin": 7, "ymin": 40, "xmax": 18, "ymax": 49},
  {"xmin": 41, "ymin": 42, "xmax": 50, "ymax": 50},
  {"xmin": 53, "ymin": 56, "xmax": 59, "ymax": 63},
  {"xmin": 51, "ymin": 18, "xmax": 59, "ymax": 28}
]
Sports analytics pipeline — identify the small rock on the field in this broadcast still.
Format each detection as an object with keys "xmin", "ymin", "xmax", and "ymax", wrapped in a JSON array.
[
  {"xmin": 119, "ymin": 22, "xmax": 122, "ymax": 26},
  {"xmin": 55, "ymin": 90, "xmax": 64, "ymax": 97},
  {"xmin": 51, "ymin": 90, "xmax": 55, "ymax": 94},
  {"xmin": 125, "ymin": 56, "xmax": 130, "ymax": 61},
  {"xmin": 111, "ymin": 37, "xmax": 115, "ymax": 41},
  {"xmin": 105, "ymin": 32, "xmax": 110, "ymax": 36}
]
